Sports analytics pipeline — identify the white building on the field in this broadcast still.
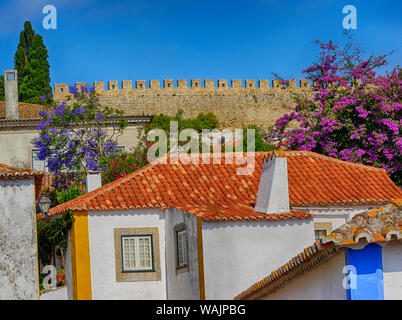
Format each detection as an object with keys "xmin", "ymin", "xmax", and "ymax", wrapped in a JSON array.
[
  {"xmin": 0, "ymin": 163, "xmax": 41, "ymax": 299},
  {"xmin": 236, "ymin": 199, "xmax": 402, "ymax": 300},
  {"xmin": 47, "ymin": 151, "xmax": 401, "ymax": 300},
  {"xmin": 0, "ymin": 70, "xmax": 151, "ymax": 170}
]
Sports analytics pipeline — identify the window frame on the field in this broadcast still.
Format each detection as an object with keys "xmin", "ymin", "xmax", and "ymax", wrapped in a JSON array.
[
  {"xmin": 314, "ymin": 222, "xmax": 333, "ymax": 241},
  {"xmin": 32, "ymin": 148, "xmax": 48, "ymax": 172},
  {"xmin": 174, "ymin": 223, "xmax": 189, "ymax": 273},
  {"xmin": 121, "ymin": 234, "xmax": 155, "ymax": 273},
  {"xmin": 114, "ymin": 227, "xmax": 161, "ymax": 282}
]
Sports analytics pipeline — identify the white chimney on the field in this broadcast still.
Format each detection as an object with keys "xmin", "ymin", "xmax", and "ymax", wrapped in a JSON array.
[
  {"xmin": 86, "ymin": 171, "xmax": 102, "ymax": 193},
  {"xmin": 254, "ymin": 152, "xmax": 290, "ymax": 214},
  {"xmin": 4, "ymin": 70, "xmax": 18, "ymax": 120}
]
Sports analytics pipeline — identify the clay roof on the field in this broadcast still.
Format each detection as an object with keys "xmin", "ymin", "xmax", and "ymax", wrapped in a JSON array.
[
  {"xmin": 235, "ymin": 199, "xmax": 402, "ymax": 300},
  {"xmin": 0, "ymin": 101, "xmax": 44, "ymax": 121},
  {"xmin": 0, "ymin": 162, "xmax": 41, "ymax": 179},
  {"xmin": 321, "ymin": 198, "xmax": 402, "ymax": 245},
  {"xmin": 49, "ymin": 151, "xmax": 401, "ymax": 218},
  {"xmin": 0, "ymin": 101, "xmax": 151, "ymax": 125}
]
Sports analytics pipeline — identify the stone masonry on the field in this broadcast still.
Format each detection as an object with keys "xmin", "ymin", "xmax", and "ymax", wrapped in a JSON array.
[{"xmin": 53, "ymin": 79, "xmax": 313, "ymax": 128}]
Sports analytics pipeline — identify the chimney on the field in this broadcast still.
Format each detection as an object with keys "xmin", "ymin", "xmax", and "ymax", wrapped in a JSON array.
[
  {"xmin": 4, "ymin": 70, "xmax": 18, "ymax": 120},
  {"xmin": 254, "ymin": 152, "xmax": 290, "ymax": 214},
  {"xmin": 86, "ymin": 171, "xmax": 102, "ymax": 193}
]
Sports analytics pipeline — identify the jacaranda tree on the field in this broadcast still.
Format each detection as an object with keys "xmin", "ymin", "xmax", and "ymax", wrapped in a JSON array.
[
  {"xmin": 33, "ymin": 86, "xmax": 127, "ymax": 188},
  {"xmin": 272, "ymin": 40, "xmax": 401, "ymax": 186}
]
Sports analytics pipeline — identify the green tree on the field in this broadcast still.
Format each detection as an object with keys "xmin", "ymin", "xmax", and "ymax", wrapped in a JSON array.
[
  {"xmin": 14, "ymin": 21, "xmax": 51, "ymax": 103},
  {"xmin": 0, "ymin": 76, "xmax": 4, "ymax": 101}
]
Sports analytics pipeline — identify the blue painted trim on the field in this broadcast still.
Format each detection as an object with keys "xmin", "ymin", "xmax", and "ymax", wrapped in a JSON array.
[{"xmin": 345, "ymin": 243, "xmax": 384, "ymax": 300}]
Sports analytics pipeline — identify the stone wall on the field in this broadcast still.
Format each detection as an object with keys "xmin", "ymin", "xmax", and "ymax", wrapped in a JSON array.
[{"xmin": 53, "ymin": 79, "xmax": 312, "ymax": 128}]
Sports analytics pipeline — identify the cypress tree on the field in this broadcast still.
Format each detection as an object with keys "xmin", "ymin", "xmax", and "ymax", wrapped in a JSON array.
[
  {"xmin": 13, "ymin": 21, "xmax": 51, "ymax": 104},
  {"xmin": 19, "ymin": 34, "xmax": 51, "ymax": 104},
  {"xmin": 14, "ymin": 21, "xmax": 35, "ymax": 94},
  {"xmin": 0, "ymin": 76, "xmax": 4, "ymax": 101}
]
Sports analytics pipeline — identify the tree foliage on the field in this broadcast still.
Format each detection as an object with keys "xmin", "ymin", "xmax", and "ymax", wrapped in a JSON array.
[
  {"xmin": 14, "ymin": 21, "xmax": 51, "ymax": 103},
  {"xmin": 273, "ymin": 39, "xmax": 401, "ymax": 185},
  {"xmin": 33, "ymin": 86, "xmax": 127, "ymax": 188},
  {"xmin": 0, "ymin": 75, "xmax": 4, "ymax": 101},
  {"xmin": 101, "ymin": 109, "xmax": 275, "ymax": 184}
]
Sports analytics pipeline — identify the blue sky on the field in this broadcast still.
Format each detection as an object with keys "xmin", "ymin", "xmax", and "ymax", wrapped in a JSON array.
[{"xmin": 0, "ymin": 0, "xmax": 401, "ymax": 88}]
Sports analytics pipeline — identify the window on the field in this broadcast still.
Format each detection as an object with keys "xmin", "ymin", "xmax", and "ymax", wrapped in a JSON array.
[
  {"xmin": 32, "ymin": 149, "xmax": 48, "ymax": 172},
  {"xmin": 176, "ymin": 230, "xmax": 187, "ymax": 268},
  {"xmin": 121, "ymin": 235, "xmax": 153, "ymax": 272},
  {"xmin": 6, "ymin": 72, "xmax": 15, "ymax": 80},
  {"xmin": 314, "ymin": 222, "xmax": 332, "ymax": 241},
  {"xmin": 174, "ymin": 223, "xmax": 188, "ymax": 273},
  {"xmin": 114, "ymin": 227, "xmax": 161, "ymax": 282},
  {"xmin": 116, "ymin": 146, "xmax": 125, "ymax": 153},
  {"xmin": 315, "ymin": 229, "xmax": 327, "ymax": 241}
]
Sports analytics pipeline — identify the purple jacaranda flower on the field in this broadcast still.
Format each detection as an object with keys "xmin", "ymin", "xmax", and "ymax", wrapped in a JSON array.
[
  {"xmin": 69, "ymin": 86, "xmax": 78, "ymax": 94},
  {"xmin": 39, "ymin": 110, "xmax": 48, "ymax": 117},
  {"xmin": 73, "ymin": 107, "xmax": 86, "ymax": 115},
  {"xmin": 96, "ymin": 113, "xmax": 105, "ymax": 121}
]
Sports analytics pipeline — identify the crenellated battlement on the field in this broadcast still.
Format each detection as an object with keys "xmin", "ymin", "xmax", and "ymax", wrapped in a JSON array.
[
  {"xmin": 53, "ymin": 79, "xmax": 312, "ymax": 97},
  {"xmin": 52, "ymin": 79, "xmax": 313, "ymax": 128}
]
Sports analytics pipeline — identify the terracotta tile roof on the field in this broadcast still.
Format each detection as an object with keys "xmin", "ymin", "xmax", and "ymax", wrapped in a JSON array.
[
  {"xmin": 0, "ymin": 101, "xmax": 45, "ymax": 121},
  {"xmin": 49, "ymin": 151, "xmax": 401, "ymax": 219},
  {"xmin": 0, "ymin": 162, "xmax": 40, "ymax": 179},
  {"xmin": 321, "ymin": 198, "xmax": 402, "ymax": 245},
  {"xmin": 235, "ymin": 199, "xmax": 402, "ymax": 300}
]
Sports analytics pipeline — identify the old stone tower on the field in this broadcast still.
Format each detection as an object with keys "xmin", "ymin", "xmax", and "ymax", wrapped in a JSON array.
[{"xmin": 53, "ymin": 79, "xmax": 312, "ymax": 128}]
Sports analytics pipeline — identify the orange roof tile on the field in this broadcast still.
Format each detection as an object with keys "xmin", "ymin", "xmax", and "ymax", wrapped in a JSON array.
[
  {"xmin": 321, "ymin": 199, "xmax": 402, "ymax": 245},
  {"xmin": 0, "ymin": 101, "xmax": 45, "ymax": 121},
  {"xmin": 49, "ymin": 151, "xmax": 401, "ymax": 219},
  {"xmin": 0, "ymin": 162, "xmax": 40, "ymax": 179},
  {"xmin": 235, "ymin": 199, "xmax": 402, "ymax": 300}
]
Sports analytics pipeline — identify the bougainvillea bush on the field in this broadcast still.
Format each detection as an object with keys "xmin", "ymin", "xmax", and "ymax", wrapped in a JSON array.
[
  {"xmin": 273, "ymin": 40, "xmax": 401, "ymax": 185},
  {"xmin": 32, "ymin": 86, "xmax": 127, "ymax": 188},
  {"xmin": 100, "ymin": 147, "xmax": 149, "ymax": 184}
]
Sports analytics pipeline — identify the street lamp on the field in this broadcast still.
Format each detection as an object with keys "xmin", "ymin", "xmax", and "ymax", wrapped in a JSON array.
[{"xmin": 39, "ymin": 193, "xmax": 52, "ymax": 217}]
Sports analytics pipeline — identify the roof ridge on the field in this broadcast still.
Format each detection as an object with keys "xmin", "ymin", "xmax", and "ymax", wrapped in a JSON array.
[{"xmin": 286, "ymin": 150, "xmax": 388, "ymax": 172}]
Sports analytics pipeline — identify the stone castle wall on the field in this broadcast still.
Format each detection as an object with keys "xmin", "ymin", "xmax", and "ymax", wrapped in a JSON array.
[{"xmin": 53, "ymin": 79, "xmax": 312, "ymax": 128}]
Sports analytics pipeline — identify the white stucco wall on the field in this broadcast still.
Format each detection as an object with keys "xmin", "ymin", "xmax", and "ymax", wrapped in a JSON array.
[
  {"xmin": 382, "ymin": 240, "xmax": 402, "ymax": 300},
  {"xmin": 266, "ymin": 250, "xmax": 346, "ymax": 300},
  {"xmin": 64, "ymin": 231, "xmax": 73, "ymax": 300},
  {"xmin": 0, "ymin": 123, "xmax": 143, "ymax": 169},
  {"xmin": 202, "ymin": 219, "xmax": 314, "ymax": 299},
  {"xmin": 295, "ymin": 205, "xmax": 381, "ymax": 232},
  {"xmin": 165, "ymin": 208, "xmax": 200, "ymax": 300},
  {"xmin": 0, "ymin": 128, "xmax": 38, "ymax": 168},
  {"xmin": 87, "ymin": 208, "xmax": 167, "ymax": 300},
  {"xmin": 0, "ymin": 177, "xmax": 39, "ymax": 299}
]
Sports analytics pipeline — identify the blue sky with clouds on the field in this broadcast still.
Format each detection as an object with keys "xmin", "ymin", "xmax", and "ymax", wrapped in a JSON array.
[{"xmin": 0, "ymin": 0, "xmax": 401, "ymax": 88}]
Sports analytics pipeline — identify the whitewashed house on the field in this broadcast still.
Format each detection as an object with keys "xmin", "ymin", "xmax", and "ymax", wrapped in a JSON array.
[
  {"xmin": 0, "ymin": 70, "xmax": 151, "ymax": 170},
  {"xmin": 236, "ymin": 199, "xmax": 402, "ymax": 300},
  {"xmin": 47, "ymin": 151, "xmax": 401, "ymax": 300},
  {"xmin": 0, "ymin": 163, "xmax": 41, "ymax": 299}
]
